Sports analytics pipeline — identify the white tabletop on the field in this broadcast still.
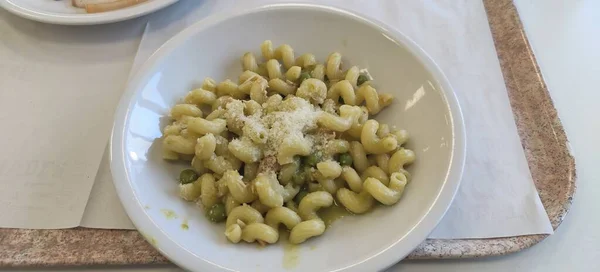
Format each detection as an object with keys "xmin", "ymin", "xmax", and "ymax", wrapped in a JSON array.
[{"xmin": 3, "ymin": 0, "xmax": 599, "ymax": 271}]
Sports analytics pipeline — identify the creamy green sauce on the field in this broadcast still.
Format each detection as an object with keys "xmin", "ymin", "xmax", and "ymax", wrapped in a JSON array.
[
  {"xmin": 319, "ymin": 202, "xmax": 352, "ymax": 227},
  {"xmin": 280, "ymin": 231, "xmax": 299, "ymax": 269}
]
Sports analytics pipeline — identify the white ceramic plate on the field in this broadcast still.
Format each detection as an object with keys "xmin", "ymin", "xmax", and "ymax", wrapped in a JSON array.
[
  {"xmin": 0, "ymin": 0, "xmax": 178, "ymax": 25},
  {"xmin": 111, "ymin": 4, "xmax": 466, "ymax": 272}
]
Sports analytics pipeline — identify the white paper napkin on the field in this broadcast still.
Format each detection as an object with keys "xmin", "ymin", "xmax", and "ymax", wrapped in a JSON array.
[
  {"xmin": 0, "ymin": 9, "xmax": 145, "ymax": 228},
  {"xmin": 80, "ymin": 0, "xmax": 553, "ymax": 238}
]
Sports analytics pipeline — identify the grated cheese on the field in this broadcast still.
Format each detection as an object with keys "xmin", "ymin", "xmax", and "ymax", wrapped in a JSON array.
[
  {"xmin": 261, "ymin": 97, "xmax": 318, "ymax": 157},
  {"xmin": 224, "ymin": 95, "xmax": 332, "ymax": 173}
]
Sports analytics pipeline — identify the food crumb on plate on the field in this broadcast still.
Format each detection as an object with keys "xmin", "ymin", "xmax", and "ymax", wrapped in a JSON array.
[
  {"xmin": 181, "ymin": 218, "xmax": 189, "ymax": 230},
  {"xmin": 160, "ymin": 209, "xmax": 178, "ymax": 219}
]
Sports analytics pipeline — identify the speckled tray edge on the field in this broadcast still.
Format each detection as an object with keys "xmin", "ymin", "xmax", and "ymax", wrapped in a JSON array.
[
  {"xmin": 0, "ymin": 0, "xmax": 577, "ymax": 266},
  {"xmin": 406, "ymin": 0, "xmax": 577, "ymax": 259}
]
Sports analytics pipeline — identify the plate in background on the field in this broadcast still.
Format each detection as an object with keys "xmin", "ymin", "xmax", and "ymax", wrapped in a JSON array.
[{"xmin": 0, "ymin": 0, "xmax": 178, "ymax": 25}]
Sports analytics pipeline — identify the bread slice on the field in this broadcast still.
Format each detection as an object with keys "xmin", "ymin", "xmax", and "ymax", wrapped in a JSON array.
[
  {"xmin": 71, "ymin": 0, "xmax": 120, "ymax": 8},
  {"xmin": 85, "ymin": 0, "xmax": 147, "ymax": 13}
]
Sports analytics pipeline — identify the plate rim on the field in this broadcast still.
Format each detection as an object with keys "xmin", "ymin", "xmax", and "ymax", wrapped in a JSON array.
[
  {"xmin": 0, "ymin": 0, "xmax": 179, "ymax": 25},
  {"xmin": 110, "ymin": 3, "xmax": 467, "ymax": 272}
]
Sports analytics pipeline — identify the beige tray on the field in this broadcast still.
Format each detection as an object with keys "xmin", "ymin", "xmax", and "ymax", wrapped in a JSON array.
[{"xmin": 0, "ymin": 0, "xmax": 576, "ymax": 266}]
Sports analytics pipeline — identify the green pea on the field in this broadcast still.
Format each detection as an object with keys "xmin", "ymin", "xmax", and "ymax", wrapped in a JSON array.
[
  {"xmin": 303, "ymin": 151, "xmax": 322, "ymax": 167},
  {"xmin": 339, "ymin": 153, "xmax": 353, "ymax": 167},
  {"xmin": 179, "ymin": 169, "xmax": 198, "ymax": 184},
  {"xmin": 357, "ymin": 74, "xmax": 369, "ymax": 86},
  {"xmin": 294, "ymin": 189, "xmax": 309, "ymax": 204},
  {"xmin": 298, "ymin": 71, "xmax": 311, "ymax": 83},
  {"xmin": 293, "ymin": 170, "xmax": 307, "ymax": 185},
  {"xmin": 206, "ymin": 203, "xmax": 227, "ymax": 223}
]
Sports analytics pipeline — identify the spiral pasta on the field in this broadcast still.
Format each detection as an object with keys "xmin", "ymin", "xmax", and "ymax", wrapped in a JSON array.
[
  {"xmin": 162, "ymin": 40, "xmax": 416, "ymax": 246},
  {"xmin": 364, "ymin": 172, "xmax": 408, "ymax": 205}
]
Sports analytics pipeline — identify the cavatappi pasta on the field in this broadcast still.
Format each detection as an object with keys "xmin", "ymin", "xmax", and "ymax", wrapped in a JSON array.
[{"xmin": 162, "ymin": 40, "xmax": 416, "ymax": 245}]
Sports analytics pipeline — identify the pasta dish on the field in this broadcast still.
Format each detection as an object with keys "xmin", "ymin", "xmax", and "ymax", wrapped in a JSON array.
[{"xmin": 161, "ymin": 40, "xmax": 416, "ymax": 245}]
